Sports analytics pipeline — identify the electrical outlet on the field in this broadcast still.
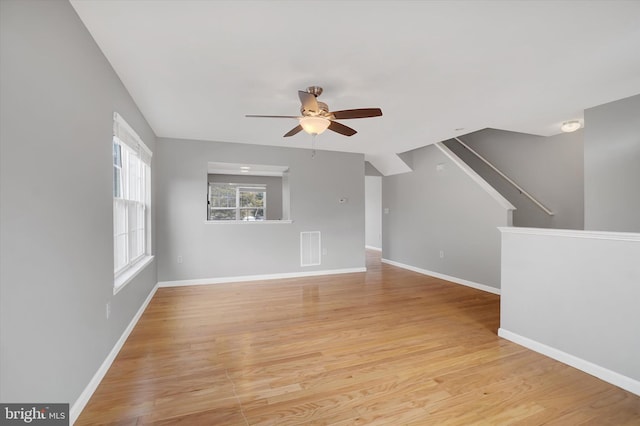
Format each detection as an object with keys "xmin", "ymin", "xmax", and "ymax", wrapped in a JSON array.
[
  {"xmin": 106, "ymin": 302, "xmax": 111, "ymax": 319},
  {"xmin": 177, "ymin": 256, "xmax": 183, "ymax": 264},
  {"xmin": 439, "ymin": 250, "xmax": 445, "ymax": 259}
]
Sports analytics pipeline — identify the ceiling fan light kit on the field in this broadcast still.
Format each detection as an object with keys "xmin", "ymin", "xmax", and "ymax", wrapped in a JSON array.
[
  {"xmin": 561, "ymin": 120, "xmax": 581, "ymax": 132},
  {"xmin": 246, "ymin": 86, "xmax": 383, "ymax": 138},
  {"xmin": 299, "ymin": 116, "xmax": 331, "ymax": 135}
]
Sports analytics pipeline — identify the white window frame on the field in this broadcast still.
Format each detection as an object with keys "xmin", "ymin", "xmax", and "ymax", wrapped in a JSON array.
[
  {"xmin": 208, "ymin": 183, "xmax": 266, "ymax": 221},
  {"xmin": 113, "ymin": 112, "xmax": 153, "ymax": 293}
]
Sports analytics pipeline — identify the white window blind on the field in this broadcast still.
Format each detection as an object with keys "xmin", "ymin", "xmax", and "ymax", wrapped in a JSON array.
[
  {"xmin": 113, "ymin": 112, "xmax": 152, "ymax": 164},
  {"xmin": 113, "ymin": 113, "xmax": 152, "ymax": 280}
]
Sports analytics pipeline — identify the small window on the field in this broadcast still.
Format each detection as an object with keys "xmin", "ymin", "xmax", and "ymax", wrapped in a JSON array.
[{"xmin": 209, "ymin": 183, "xmax": 266, "ymax": 221}]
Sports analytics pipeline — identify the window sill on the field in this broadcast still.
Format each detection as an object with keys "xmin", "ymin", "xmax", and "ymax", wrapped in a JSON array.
[
  {"xmin": 114, "ymin": 255, "xmax": 154, "ymax": 295},
  {"xmin": 204, "ymin": 220, "xmax": 293, "ymax": 224}
]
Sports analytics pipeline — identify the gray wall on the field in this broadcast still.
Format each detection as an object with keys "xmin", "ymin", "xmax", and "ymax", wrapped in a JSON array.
[
  {"xmin": 444, "ymin": 128, "xmax": 584, "ymax": 230},
  {"xmin": 156, "ymin": 138, "xmax": 365, "ymax": 282},
  {"xmin": 500, "ymin": 228, "xmax": 640, "ymax": 386},
  {"xmin": 0, "ymin": 0, "xmax": 157, "ymax": 405},
  {"xmin": 382, "ymin": 144, "xmax": 512, "ymax": 289},
  {"xmin": 365, "ymin": 176, "xmax": 382, "ymax": 249},
  {"xmin": 584, "ymin": 94, "xmax": 640, "ymax": 232},
  {"xmin": 208, "ymin": 174, "xmax": 283, "ymax": 220}
]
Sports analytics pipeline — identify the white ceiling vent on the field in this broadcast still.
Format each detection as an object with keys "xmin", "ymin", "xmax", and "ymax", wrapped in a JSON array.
[{"xmin": 300, "ymin": 231, "xmax": 321, "ymax": 267}]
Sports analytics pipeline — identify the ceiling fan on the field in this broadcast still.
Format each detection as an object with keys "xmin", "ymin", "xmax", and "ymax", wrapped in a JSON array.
[{"xmin": 246, "ymin": 86, "xmax": 382, "ymax": 137}]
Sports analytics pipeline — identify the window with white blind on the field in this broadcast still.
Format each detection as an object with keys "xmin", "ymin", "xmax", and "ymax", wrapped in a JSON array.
[{"xmin": 113, "ymin": 112, "xmax": 152, "ymax": 291}]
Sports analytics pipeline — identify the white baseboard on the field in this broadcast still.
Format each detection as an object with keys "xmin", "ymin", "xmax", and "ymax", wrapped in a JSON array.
[
  {"xmin": 381, "ymin": 258, "xmax": 500, "ymax": 295},
  {"xmin": 365, "ymin": 245, "xmax": 382, "ymax": 252},
  {"xmin": 158, "ymin": 267, "xmax": 367, "ymax": 288},
  {"xmin": 70, "ymin": 283, "xmax": 159, "ymax": 424},
  {"xmin": 498, "ymin": 328, "xmax": 640, "ymax": 396}
]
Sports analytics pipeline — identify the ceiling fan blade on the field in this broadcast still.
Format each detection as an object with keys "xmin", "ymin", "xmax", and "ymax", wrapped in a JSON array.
[
  {"xmin": 246, "ymin": 114, "xmax": 300, "ymax": 119},
  {"xmin": 328, "ymin": 121, "xmax": 357, "ymax": 137},
  {"xmin": 331, "ymin": 108, "xmax": 383, "ymax": 120},
  {"xmin": 298, "ymin": 90, "xmax": 319, "ymax": 113},
  {"xmin": 283, "ymin": 125, "xmax": 303, "ymax": 137}
]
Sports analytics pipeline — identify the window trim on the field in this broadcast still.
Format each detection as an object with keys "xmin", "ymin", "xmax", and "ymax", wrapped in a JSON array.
[
  {"xmin": 204, "ymin": 220, "xmax": 293, "ymax": 225},
  {"xmin": 114, "ymin": 255, "xmax": 154, "ymax": 295}
]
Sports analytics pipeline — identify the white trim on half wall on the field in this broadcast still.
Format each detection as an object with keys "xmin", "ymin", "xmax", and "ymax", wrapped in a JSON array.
[
  {"xmin": 499, "ymin": 328, "xmax": 640, "ymax": 396},
  {"xmin": 381, "ymin": 258, "xmax": 500, "ymax": 295}
]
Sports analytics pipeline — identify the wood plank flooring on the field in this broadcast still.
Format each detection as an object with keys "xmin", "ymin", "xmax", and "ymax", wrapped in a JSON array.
[{"xmin": 77, "ymin": 251, "xmax": 640, "ymax": 425}]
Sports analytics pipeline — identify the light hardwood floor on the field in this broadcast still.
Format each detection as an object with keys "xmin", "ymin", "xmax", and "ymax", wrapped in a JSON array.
[{"xmin": 77, "ymin": 251, "xmax": 640, "ymax": 425}]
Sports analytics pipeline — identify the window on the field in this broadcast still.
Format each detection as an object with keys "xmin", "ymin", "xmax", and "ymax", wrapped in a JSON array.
[
  {"xmin": 113, "ymin": 112, "xmax": 152, "ymax": 288},
  {"xmin": 206, "ymin": 162, "xmax": 290, "ymax": 222},
  {"xmin": 208, "ymin": 183, "xmax": 266, "ymax": 221}
]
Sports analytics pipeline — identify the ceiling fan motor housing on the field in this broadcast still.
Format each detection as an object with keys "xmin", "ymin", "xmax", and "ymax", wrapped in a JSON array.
[
  {"xmin": 300, "ymin": 86, "xmax": 331, "ymax": 117},
  {"xmin": 301, "ymin": 101, "xmax": 330, "ymax": 117},
  {"xmin": 306, "ymin": 86, "xmax": 323, "ymax": 97}
]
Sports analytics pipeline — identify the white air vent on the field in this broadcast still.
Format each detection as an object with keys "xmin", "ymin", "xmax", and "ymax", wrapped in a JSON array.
[{"xmin": 300, "ymin": 231, "xmax": 321, "ymax": 267}]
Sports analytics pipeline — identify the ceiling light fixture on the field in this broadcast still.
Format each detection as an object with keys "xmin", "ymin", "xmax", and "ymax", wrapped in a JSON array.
[
  {"xmin": 299, "ymin": 116, "xmax": 331, "ymax": 135},
  {"xmin": 561, "ymin": 120, "xmax": 581, "ymax": 133}
]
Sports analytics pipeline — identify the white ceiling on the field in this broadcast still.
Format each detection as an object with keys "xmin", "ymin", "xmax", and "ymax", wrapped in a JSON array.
[{"xmin": 70, "ymin": 0, "xmax": 640, "ymax": 175}]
